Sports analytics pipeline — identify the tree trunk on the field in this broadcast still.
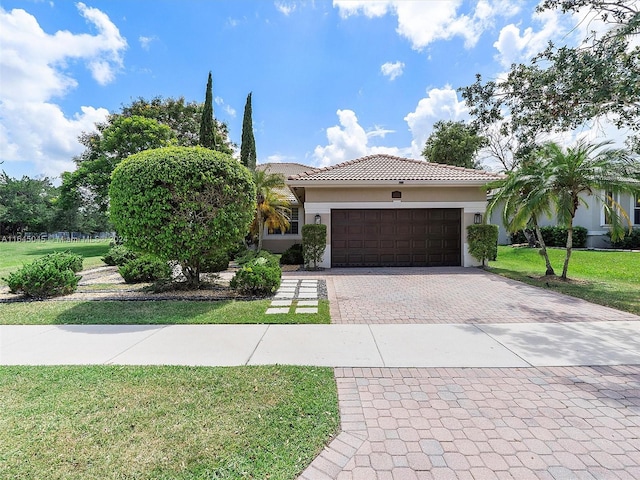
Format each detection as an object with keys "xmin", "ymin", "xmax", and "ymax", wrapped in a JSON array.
[
  {"xmin": 533, "ymin": 219, "xmax": 555, "ymax": 276},
  {"xmin": 182, "ymin": 263, "xmax": 200, "ymax": 289},
  {"xmin": 257, "ymin": 210, "xmax": 264, "ymax": 252},
  {"xmin": 561, "ymin": 222, "xmax": 573, "ymax": 280}
]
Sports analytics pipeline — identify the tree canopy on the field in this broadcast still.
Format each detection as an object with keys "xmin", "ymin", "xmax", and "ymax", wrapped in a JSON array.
[
  {"xmin": 461, "ymin": 0, "xmax": 640, "ymax": 154},
  {"xmin": 0, "ymin": 172, "xmax": 57, "ymax": 236},
  {"xmin": 421, "ymin": 120, "xmax": 486, "ymax": 169}
]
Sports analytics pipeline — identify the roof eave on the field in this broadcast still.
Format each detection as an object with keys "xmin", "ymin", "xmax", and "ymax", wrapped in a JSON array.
[{"xmin": 286, "ymin": 179, "xmax": 495, "ymax": 187}]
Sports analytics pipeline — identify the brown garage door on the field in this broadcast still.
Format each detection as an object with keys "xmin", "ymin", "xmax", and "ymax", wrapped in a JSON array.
[{"xmin": 331, "ymin": 209, "xmax": 461, "ymax": 267}]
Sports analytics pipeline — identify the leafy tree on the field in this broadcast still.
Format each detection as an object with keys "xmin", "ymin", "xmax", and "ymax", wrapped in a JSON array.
[
  {"xmin": 0, "ymin": 172, "xmax": 56, "ymax": 236},
  {"xmin": 251, "ymin": 169, "xmax": 290, "ymax": 252},
  {"xmin": 461, "ymin": 1, "xmax": 640, "ymax": 152},
  {"xmin": 109, "ymin": 146, "xmax": 255, "ymax": 288},
  {"xmin": 120, "ymin": 96, "xmax": 202, "ymax": 146},
  {"xmin": 537, "ymin": 140, "xmax": 639, "ymax": 279},
  {"xmin": 240, "ymin": 92, "xmax": 257, "ymax": 170},
  {"xmin": 198, "ymin": 72, "xmax": 234, "ymax": 155},
  {"xmin": 302, "ymin": 224, "xmax": 327, "ymax": 270},
  {"xmin": 422, "ymin": 120, "xmax": 486, "ymax": 169}
]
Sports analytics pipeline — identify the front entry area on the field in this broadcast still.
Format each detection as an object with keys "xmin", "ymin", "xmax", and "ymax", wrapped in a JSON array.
[{"xmin": 331, "ymin": 208, "xmax": 461, "ymax": 267}]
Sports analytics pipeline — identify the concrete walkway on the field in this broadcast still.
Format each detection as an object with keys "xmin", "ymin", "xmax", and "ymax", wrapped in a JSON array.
[{"xmin": 2, "ymin": 320, "xmax": 640, "ymax": 367}]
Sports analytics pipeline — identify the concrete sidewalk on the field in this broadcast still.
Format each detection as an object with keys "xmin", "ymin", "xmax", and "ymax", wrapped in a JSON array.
[{"xmin": 2, "ymin": 321, "xmax": 640, "ymax": 367}]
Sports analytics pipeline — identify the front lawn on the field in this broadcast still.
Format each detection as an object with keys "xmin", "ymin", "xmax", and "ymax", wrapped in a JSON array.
[
  {"xmin": 0, "ymin": 299, "xmax": 330, "ymax": 325},
  {"xmin": 0, "ymin": 240, "xmax": 111, "ymax": 282},
  {"xmin": 0, "ymin": 365, "xmax": 339, "ymax": 480},
  {"xmin": 489, "ymin": 246, "xmax": 640, "ymax": 315}
]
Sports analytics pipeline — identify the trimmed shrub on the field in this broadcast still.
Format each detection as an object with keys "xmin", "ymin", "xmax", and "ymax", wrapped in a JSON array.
[
  {"xmin": 118, "ymin": 255, "xmax": 171, "ymax": 283},
  {"xmin": 302, "ymin": 224, "xmax": 327, "ymax": 270},
  {"xmin": 280, "ymin": 244, "xmax": 303, "ymax": 265},
  {"xmin": 230, "ymin": 256, "xmax": 281, "ymax": 295},
  {"xmin": 607, "ymin": 228, "xmax": 640, "ymax": 249},
  {"xmin": 3, "ymin": 252, "xmax": 83, "ymax": 298},
  {"xmin": 110, "ymin": 146, "xmax": 255, "ymax": 287},
  {"xmin": 200, "ymin": 250, "xmax": 230, "ymax": 273},
  {"xmin": 235, "ymin": 249, "xmax": 278, "ymax": 266},
  {"xmin": 467, "ymin": 224, "xmax": 499, "ymax": 266},
  {"xmin": 102, "ymin": 244, "xmax": 139, "ymax": 266}
]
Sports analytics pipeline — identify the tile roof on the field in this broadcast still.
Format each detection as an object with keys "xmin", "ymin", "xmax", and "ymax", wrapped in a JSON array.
[
  {"xmin": 257, "ymin": 162, "xmax": 314, "ymax": 177},
  {"xmin": 287, "ymin": 154, "xmax": 504, "ymax": 183},
  {"xmin": 257, "ymin": 162, "xmax": 313, "ymax": 203}
]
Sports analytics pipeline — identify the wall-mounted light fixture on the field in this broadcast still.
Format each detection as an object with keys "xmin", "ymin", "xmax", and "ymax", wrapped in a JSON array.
[
  {"xmin": 314, "ymin": 214, "xmax": 321, "ymax": 224},
  {"xmin": 474, "ymin": 213, "xmax": 483, "ymax": 224}
]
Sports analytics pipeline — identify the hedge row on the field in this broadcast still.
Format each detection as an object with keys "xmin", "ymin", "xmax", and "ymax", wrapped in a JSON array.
[{"xmin": 510, "ymin": 226, "xmax": 588, "ymax": 248}]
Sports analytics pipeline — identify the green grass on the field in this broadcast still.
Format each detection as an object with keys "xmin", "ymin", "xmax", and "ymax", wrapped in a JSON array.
[
  {"xmin": 489, "ymin": 246, "xmax": 640, "ymax": 315},
  {"xmin": 0, "ymin": 299, "xmax": 331, "ymax": 325},
  {"xmin": 0, "ymin": 240, "xmax": 111, "ymax": 282},
  {"xmin": 0, "ymin": 365, "xmax": 339, "ymax": 480}
]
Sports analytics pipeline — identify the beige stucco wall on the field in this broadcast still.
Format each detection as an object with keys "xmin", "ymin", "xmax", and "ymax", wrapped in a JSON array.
[{"xmin": 305, "ymin": 186, "xmax": 486, "ymax": 203}]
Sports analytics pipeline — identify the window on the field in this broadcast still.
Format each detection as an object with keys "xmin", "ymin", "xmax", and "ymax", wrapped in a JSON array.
[
  {"xmin": 271, "ymin": 207, "xmax": 299, "ymax": 235},
  {"xmin": 635, "ymin": 195, "xmax": 640, "ymax": 225},
  {"xmin": 604, "ymin": 190, "xmax": 614, "ymax": 225}
]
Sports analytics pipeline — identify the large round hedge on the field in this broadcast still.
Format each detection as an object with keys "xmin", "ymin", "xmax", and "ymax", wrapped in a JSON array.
[{"xmin": 110, "ymin": 146, "xmax": 255, "ymax": 285}]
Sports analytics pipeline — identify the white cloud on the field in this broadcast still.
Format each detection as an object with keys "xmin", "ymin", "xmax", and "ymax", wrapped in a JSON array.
[
  {"xmin": 493, "ymin": 9, "xmax": 567, "ymax": 67},
  {"xmin": 139, "ymin": 35, "xmax": 158, "ymax": 51},
  {"xmin": 334, "ymin": 0, "xmax": 520, "ymax": 50},
  {"xmin": 313, "ymin": 86, "xmax": 469, "ymax": 166},
  {"xmin": 275, "ymin": 2, "xmax": 296, "ymax": 16},
  {"xmin": 0, "ymin": 4, "xmax": 125, "ymax": 176},
  {"xmin": 380, "ymin": 61, "xmax": 404, "ymax": 81},
  {"xmin": 214, "ymin": 96, "xmax": 236, "ymax": 118},
  {"xmin": 404, "ymin": 85, "xmax": 469, "ymax": 157},
  {"xmin": 313, "ymin": 110, "xmax": 369, "ymax": 166}
]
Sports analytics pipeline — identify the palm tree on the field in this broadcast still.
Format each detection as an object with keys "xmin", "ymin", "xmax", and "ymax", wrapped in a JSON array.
[
  {"xmin": 538, "ymin": 140, "xmax": 639, "ymax": 279},
  {"xmin": 485, "ymin": 159, "xmax": 556, "ymax": 276},
  {"xmin": 251, "ymin": 169, "xmax": 291, "ymax": 251}
]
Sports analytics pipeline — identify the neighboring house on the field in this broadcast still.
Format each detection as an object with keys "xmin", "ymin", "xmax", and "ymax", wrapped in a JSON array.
[
  {"xmin": 285, "ymin": 154, "xmax": 504, "ymax": 268},
  {"xmin": 490, "ymin": 192, "xmax": 640, "ymax": 247},
  {"xmin": 256, "ymin": 162, "xmax": 314, "ymax": 253}
]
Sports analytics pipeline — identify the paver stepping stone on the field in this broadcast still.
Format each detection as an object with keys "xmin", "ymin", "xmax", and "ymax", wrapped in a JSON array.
[
  {"xmin": 299, "ymin": 288, "xmax": 317, "ymax": 293},
  {"xmin": 295, "ymin": 308, "xmax": 318, "ymax": 314},
  {"xmin": 297, "ymin": 300, "xmax": 318, "ymax": 306},
  {"xmin": 274, "ymin": 292, "xmax": 295, "ymax": 299},
  {"xmin": 278, "ymin": 287, "xmax": 297, "ymax": 292},
  {"xmin": 266, "ymin": 307, "xmax": 291, "ymax": 314},
  {"xmin": 297, "ymin": 292, "xmax": 318, "ymax": 299},
  {"xmin": 271, "ymin": 300, "xmax": 292, "ymax": 307}
]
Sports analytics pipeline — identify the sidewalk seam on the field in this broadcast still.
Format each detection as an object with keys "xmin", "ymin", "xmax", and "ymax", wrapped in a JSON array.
[
  {"xmin": 104, "ymin": 325, "xmax": 169, "ymax": 365},
  {"xmin": 368, "ymin": 324, "xmax": 386, "ymax": 367},
  {"xmin": 474, "ymin": 323, "xmax": 534, "ymax": 368},
  {"xmin": 246, "ymin": 325, "xmax": 270, "ymax": 365}
]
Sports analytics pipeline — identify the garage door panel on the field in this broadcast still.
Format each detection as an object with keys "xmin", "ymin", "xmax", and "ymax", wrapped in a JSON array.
[{"xmin": 332, "ymin": 208, "xmax": 461, "ymax": 267}]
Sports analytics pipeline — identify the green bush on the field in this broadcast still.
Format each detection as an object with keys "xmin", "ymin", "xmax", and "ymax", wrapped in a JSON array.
[
  {"xmin": 110, "ymin": 146, "xmax": 255, "ymax": 287},
  {"xmin": 608, "ymin": 228, "xmax": 640, "ymax": 249},
  {"xmin": 118, "ymin": 255, "xmax": 171, "ymax": 283},
  {"xmin": 280, "ymin": 244, "xmax": 304, "ymax": 265},
  {"xmin": 102, "ymin": 245, "xmax": 139, "ymax": 266},
  {"xmin": 511, "ymin": 225, "xmax": 588, "ymax": 248},
  {"xmin": 200, "ymin": 250, "xmax": 230, "ymax": 273},
  {"xmin": 230, "ymin": 256, "xmax": 281, "ymax": 295},
  {"xmin": 3, "ymin": 252, "xmax": 82, "ymax": 298},
  {"xmin": 302, "ymin": 224, "xmax": 327, "ymax": 269},
  {"xmin": 467, "ymin": 224, "xmax": 499, "ymax": 266},
  {"xmin": 235, "ymin": 249, "xmax": 279, "ymax": 266}
]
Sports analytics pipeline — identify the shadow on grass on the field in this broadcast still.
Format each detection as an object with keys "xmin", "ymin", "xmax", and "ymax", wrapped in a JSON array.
[
  {"xmin": 22, "ymin": 243, "xmax": 111, "ymax": 259},
  {"xmin": 488, "ymin": 267, "xmax": 640, "ymax": 317},
  {"xmin": 53, "ymin": 300, "xmax": 241, "ymax": 325}
]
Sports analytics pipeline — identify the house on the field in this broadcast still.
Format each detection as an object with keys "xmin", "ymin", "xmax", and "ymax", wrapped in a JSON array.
[
  {"xmin": 284, "ymin": 154, "xmax": 505, "ymax": 268},
  {"xmin": 489, "ymin": 192, "xmax": 640, "ymax": 247},
  {"xmin": 256, "ymin": 162, "xmax": 313, "ymax": 253}
]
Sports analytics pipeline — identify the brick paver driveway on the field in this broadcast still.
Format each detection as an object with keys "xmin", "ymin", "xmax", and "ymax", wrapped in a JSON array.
[
  {"xmin": 294, "ymin": 268, "xmax": 640, "ymax": 479},
  {"xmin": 319, "ymin": 267, "xmax": 638, "ymax": 324}
]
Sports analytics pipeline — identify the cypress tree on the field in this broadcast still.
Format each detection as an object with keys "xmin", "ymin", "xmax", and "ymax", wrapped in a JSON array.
[
  {"xmin": 199, "ymin": 72, "xmax": 215, "ymax": 149},
  {"xmin": 240, "ymin": 92, "xmax": 256, "ymax": 170}
]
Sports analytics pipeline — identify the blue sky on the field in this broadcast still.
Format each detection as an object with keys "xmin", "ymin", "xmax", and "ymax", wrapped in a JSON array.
[{"xmin": 0, "ymin": 0, "xmax": 606, "ymax": 180}]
